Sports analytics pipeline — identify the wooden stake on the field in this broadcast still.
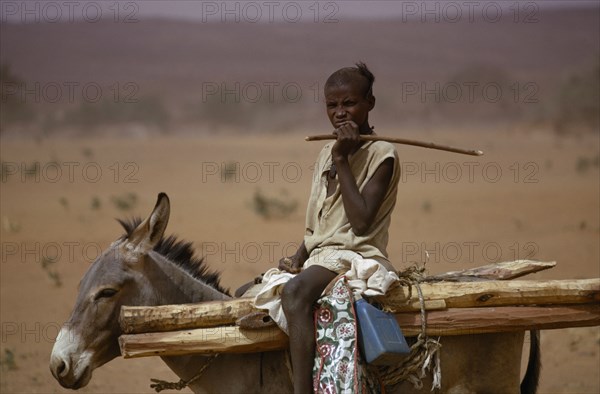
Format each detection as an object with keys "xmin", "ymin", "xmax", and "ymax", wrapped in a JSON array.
[{"xmin": 305, "ymin": 134, "xmax": 484, "ymax": 156}]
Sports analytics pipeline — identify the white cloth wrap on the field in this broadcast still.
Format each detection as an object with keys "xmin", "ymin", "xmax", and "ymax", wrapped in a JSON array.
[{"xmin": 253, "ymin": 250, "xmax": 399, "ymax": 334}]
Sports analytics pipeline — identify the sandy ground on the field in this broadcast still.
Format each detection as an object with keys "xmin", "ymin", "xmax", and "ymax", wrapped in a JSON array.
[{"xmin": 0, "ymin": 129, "xmax": 598, "ymax": 393}]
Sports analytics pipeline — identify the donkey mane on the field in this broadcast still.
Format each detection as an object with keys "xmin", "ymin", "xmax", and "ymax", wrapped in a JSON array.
[{"xmin": 118, "ymin": 217, "xmax": 230, "ymax": 296}]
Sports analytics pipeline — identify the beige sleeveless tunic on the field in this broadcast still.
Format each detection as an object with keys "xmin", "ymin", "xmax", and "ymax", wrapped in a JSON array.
[{"xmin": 303, "ymin": 140, "xmax": 400, "ymax": 273}]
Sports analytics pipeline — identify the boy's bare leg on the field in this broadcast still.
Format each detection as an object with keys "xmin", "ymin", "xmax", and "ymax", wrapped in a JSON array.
[{"xmin": 281, "ymin": 265, "xmax": 337, "ymax": 394}]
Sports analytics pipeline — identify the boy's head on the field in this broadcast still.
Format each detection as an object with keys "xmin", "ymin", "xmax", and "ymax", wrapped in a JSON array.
[
  {"xmin": 324, "ymin": 62, "xmax": 376, "ymax": 132},
  {"xmin": 325, "ymin": 62, "xmax": 375, "ymax": 100}
]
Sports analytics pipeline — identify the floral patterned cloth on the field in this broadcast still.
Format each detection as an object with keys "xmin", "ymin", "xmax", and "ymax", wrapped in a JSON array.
[{"xmin": 313, "ymin": 276, "xmax": 382, "ymax": 394}]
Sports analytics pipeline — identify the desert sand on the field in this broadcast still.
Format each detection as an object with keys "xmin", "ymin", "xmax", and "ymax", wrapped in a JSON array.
[{"xmin": 0, "ymin": 128, "xmax": 598, "ymax": 393}]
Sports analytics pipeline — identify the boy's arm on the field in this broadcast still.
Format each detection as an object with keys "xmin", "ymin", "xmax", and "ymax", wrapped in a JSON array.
[{"xmin": 333, "ymin": 122, "xmax": 394, "ymax": 236}]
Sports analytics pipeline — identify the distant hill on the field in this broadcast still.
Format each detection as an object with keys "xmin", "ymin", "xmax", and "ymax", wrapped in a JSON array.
[{"xmin": 1, "ymin": 7, "xmax": 598, "ymax": 136}]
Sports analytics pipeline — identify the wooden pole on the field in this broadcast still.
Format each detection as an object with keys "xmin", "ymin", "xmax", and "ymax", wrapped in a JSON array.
[
  {"xmin": 120, "ymin": 326, "xmax": 288, "ymax": 358},
  {"xmin": 120, "ymin": 278, "xmax": 599, "ymax": 334},
  {"xmin": 119, "ymin": 303, "xmax": 600, "ymax": 358},
  {"xmin": 395, "ymin": 304, "xmax": 600, "ymax": 336},
  {"xmin": 120, "ymin": 298, "xmax": 255, "ymax": 334},
  {"xmin": 374, "ymin": 278, "xmax": 600, "ymax": 311},
  {"xmin": 305, "ymin": 134, "xmax": 484, "ymax": 156}
]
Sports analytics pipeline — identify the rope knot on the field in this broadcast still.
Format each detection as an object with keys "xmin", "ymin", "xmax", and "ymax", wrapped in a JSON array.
[
  {"xmin": 377, "ymin": 263, "xmax": 442, "ymax": 389},
  {"xmin": 150, "ymin": 378, "xmax": 188, "ymax": 392}
]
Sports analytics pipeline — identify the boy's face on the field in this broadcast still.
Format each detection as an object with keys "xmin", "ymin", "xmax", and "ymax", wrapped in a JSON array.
[{"xmin": 324, "ymin": 79, "xmax": 374, "ymax": 132}]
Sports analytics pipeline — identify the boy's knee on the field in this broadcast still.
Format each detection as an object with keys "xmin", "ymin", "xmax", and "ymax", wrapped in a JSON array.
[
  {"xmin": 281, "ymin": 266, "xmax": 336, "ymax": 316},
  {"xmin": 281, "ymin": 278, "xmax": 300, "ymax": 310},
  {"xmin": 281, "ymin": 277, "xmax": 311, "ymax": 314}
]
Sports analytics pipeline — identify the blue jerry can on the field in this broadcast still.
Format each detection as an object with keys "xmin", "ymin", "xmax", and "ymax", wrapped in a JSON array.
[{"xmin": 355, "ymin": 299, "xmax": 411, "ymax": 365}]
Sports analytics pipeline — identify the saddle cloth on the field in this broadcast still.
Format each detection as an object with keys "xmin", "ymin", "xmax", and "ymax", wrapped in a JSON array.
[{"xmin": 313, "ymin": 275, "xmax": 381, "ymax": 393}]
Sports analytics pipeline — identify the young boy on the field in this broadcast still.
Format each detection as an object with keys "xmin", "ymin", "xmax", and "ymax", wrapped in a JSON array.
[{"xmin": 279, "ymin": 63, "xmax": 401, "ymax": 393}]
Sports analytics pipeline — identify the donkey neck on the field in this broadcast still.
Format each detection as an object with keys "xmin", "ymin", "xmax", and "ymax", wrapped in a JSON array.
[
  {"xmin": 142, "ymin": 250, "xmax": 231, "ymax": 391},
  {"xmin": 146, "ymin": 250, "xmax": 230, "ymax": 304}
]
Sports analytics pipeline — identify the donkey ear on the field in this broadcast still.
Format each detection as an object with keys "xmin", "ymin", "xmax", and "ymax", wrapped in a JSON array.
[{"xmin": 128, "ymin": 193, "xmax": 170, "ymax": 253}]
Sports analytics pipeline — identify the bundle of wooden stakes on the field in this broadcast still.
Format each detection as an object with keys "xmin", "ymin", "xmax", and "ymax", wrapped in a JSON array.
[{"xmin": 118, "ymin": 260, "xmax": 600, "ymax": 359}]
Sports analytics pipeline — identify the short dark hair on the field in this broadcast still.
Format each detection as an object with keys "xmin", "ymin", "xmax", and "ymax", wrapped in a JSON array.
[{"xmin": 325, "ymin": 62, "xmax": 375, "ymax": 99}]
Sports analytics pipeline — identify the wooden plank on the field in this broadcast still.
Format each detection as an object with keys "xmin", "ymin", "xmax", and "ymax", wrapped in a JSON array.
[
  {"xmin": 424, "ymin": 260, "xmax": 556, "ymax": 281},
  {"xmin": 120, "ymin": 278, "xmax": 600, "ymax": 334},
  {"xmin": 120, "ymin": 298, "xmax": 255, "ymax": 334},
  {"xmin": 376, "ymin": 278, "xmax": 600, "ymax": 310},
  {"xmin": 119, "ymin": 326, "xmax": 288, "ymax": 358},
  {"xmin": 119, "ymin": 304, "xmax": 600, "ymax": 358},
  {"xmin": 396, "ymin": 304, "xmax": 600, "ymax": 336}
]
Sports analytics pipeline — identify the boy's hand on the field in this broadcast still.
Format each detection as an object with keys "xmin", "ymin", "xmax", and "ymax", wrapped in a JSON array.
[
  {"xmin": 332, "ymin": 120, "xmax": 361, "ymax": 161},
  {"xmin": 278, "ymin": 255, "xmax": 302, "ymax": 274}
]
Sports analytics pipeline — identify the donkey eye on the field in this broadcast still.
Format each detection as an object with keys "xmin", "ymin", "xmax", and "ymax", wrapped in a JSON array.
[{"xmin": 95, "ymin": 288, "xmax": 118, "ymax": 300}]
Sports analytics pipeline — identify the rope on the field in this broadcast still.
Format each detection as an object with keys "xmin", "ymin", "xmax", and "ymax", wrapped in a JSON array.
[
  {"xmin": 376, "ymin": 264, "xmax": 442, "ymax": 389},
  {"xmin": 149, "ymin": 354, "xmax": 219, "ymax": 393}
]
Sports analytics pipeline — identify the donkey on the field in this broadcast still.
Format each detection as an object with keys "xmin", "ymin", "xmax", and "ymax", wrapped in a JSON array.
[{"xmin": 50, "ymin": 193, "xmax": 540, "ymax": 393}]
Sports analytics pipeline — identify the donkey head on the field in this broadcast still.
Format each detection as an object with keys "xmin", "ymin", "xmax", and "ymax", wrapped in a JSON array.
[{"xmin": 49, "ymin": 193, "xmax": 170, "ymax": 389}]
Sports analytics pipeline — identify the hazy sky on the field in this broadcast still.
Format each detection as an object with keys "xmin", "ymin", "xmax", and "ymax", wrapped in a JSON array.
[{"xmin": 1, "ymin": 0, "xmax": 597, "ymax": 23}]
